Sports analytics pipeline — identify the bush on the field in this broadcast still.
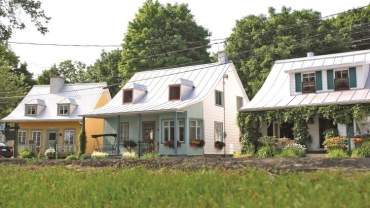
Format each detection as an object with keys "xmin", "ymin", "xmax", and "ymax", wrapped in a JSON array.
[
  {"xmin": 122, "ymin": 151, "xmax": 137, "ymax": 159},
  {"xmin": 233, "ymin": 151, "xmax": 253, "ymax": 158},
  {"xmin": 19, "ymin": 149, "xmax": 35, "ymax": 159},
  {"xmin": 65, "ymin": 155, "xmax": 79, "ymax": 161},
  {"xmin": 256, "ymin": 146, "xmax": 274, "ymax": 159},
  {"xmin": 352, "ymin": 141, "xmax": 370, "ymax": 158},
  {"xmin": 79, "ymin": 153, "xmax": 90, "ymax": 160},
  {"xmin": 279, "ymin": 143, "xmax": 306, "ymax": 158},
  {"xmin": 323, "ymin": 137, "xmax": 347, "ymax": 150},
  {"xmin": 91, "ymin": 151, "xmax": 109, "ymax": 160},
  {"xmin": 44, "ymin": 148, "xmax": 56, "ymax": 159},
  {"xmin": 141, "ymin": 152, "xmax": 159, "ymax": 159},
  {"xmin": 327, "ymin": 149, "xmax": 349, "ymax": 158},
  {"xmin": 241, "ymin": 141, "xmax": 255, "ymax": 155},
  {"xmin": 322, "ymin": 129, "xmax": 338, "ymax": 139}
]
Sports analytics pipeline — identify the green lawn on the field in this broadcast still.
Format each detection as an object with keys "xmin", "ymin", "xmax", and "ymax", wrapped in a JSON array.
[{"xmin": 0, "ymin": 165, "xmax": 369, "ymax": 208}]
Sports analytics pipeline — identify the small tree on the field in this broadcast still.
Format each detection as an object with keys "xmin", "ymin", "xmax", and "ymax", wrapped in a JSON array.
[{"xmin": 79, "ymin": 118, "xmax": 87, "ymax": 155}]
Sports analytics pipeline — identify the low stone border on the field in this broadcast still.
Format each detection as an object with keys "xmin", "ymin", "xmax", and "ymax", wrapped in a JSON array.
[{"xmin": 1, "ymin": 157, "xmax": 370, "ymax": 172}]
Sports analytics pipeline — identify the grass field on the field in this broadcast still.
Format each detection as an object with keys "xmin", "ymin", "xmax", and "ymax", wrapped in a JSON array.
[{"xmin": 0, "ymin": 165, "xmax": 369, "ymax": 208}]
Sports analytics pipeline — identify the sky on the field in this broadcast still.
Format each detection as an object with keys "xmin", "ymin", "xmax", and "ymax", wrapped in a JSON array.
[{"xmin": 8, "ymin": 0, "xmax": 370, "ymax": 76}]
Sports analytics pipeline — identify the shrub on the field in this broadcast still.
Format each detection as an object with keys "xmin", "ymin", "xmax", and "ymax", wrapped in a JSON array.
[
  {"xmin": 79, "ymin": 153, "xmax": 90, "ymax": 160},
  {"xmin": 241, "ymin": 141, "xmax": 255, "ymax": 156},
  {"xmin": 279, "ymin": 143, "xmax": 306, "ymax": 158},
  {"xmin": 19, "ymin": 149, "xmax": 35, "ymax": 159},
  {"xmin": 256, "ymin": 146, "xmax": 274, "ymax": 159},
  {"xmin": 122, "ymin": 151, "xmax": 137, "ymax": 159},
  {"xmin": 44, "ymin": 148, "xmax": 56, "ymax": 159},
  {"xmin": 352, "ymin": 141, "xmax": 370, "ymax": 158},
  {"xmin": 322, "ymin": 128, "xmax": 338, "ymax": 139},
  {"xmin": 327, "ymin": 149, "xmax": 348, "ymax": 158},
  {"xmin": 257, "ymin": 136, "xmax": 275, "ymax": 147},
  {"xmin": 141, "ymin": 152, "xmax": 159, "ymax": 159},
  {"xmin": 233, "ymin": 151, "xmax": 253, "ymax": 158},
  {"xmin": 91, "ymin": 151, "xmax": 109, "ymax": 159},
  {"xmin": 323, "ymin": 137, "xmax": 347, "ymax": 150},
  {"xmin": 65, "ymin": 155, "xmax": 79, "ymax": 161}
]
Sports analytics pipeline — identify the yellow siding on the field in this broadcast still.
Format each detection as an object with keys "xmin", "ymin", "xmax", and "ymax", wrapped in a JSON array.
[
  {"xmin": 18, "ymin": 121, "xmax": 81, "ymax": 155},
  {"xmin": 85, "ymin": 89, "xmax": 111, "ymax": 153}
]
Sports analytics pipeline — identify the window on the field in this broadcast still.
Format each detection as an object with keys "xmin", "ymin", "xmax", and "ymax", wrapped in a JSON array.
[
  {"xmin": 120, "ymin": 122, "xmax": 129, "ymax": 141},
  {"xmin": 190, "ymin": 120, "xmax": 202, "ymax": 140},
  {"xmin": 335, "ymin": 70, "xmax": 349, "ymax": 90},
  {"xmin": 162, "ymin": 120, "xmax": 184, "ymax": 143},
  {"xmin": 25, "ymin": 105, "xmax": 37, "ymax": 116},
  {"xmin": 58, "ymin": 104, "xmax": 70, "ymax": 116},
  {"xmin": 32, "ymin": 131, "xmax": 41, "ymax": 147},
  {"xmin": 169, "ymin": 85, "xmax": 181, "ymax": 100},
  {"xmin": 302, "ymin": 73, "xmax": 316, "ymax": 93},
  {"xmin": 64, "ymin": 129, "xmax": 75, "ymax": 145},
  {"xmin": 18, "ymin": 130, "xmax": 27, "ymax": 145},
  {"xmin": 214, "ymin": 122, "xmax": 223, "ymax": 142},
  {"xmin": 123, "ymin": 89, "xmax": 133, "ymax": 103},
  {"xmin": 215, "ymin": 90, "xmax": 224, "ymax": 106},
  {"xmin": 236, "ymin": 96, "xmax": 243, "ymax": 110}
]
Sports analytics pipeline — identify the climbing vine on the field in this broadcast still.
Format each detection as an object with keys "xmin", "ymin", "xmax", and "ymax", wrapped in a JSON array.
[{"xmin": 238, "ymin": 104, "xmax": 370, "ymax": 152}]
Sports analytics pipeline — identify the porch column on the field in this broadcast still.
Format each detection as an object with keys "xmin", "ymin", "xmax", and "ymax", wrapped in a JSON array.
[
  {"xmin": 174, "ymin": 111, "xmax": 179, "ymax": 154},
  {"xmin": 116, "ymin": 115, "xmax": 120, "ymax": 155},
  {"xmin": 138, "ymin": 114, "xmax": 142, "ymax": 156}
]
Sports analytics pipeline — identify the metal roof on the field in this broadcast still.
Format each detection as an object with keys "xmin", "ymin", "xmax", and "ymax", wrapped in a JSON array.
[
  {"xmin": 84, "ymin": 62, "xmax": 232, "ymax": 117},
  {"xmin": 2, "ymin": 83, "xmax": 107, "ymax": 122},
  {"xmin": 242, "ymin": 49, "xmax": 370, "ymax": 111}
]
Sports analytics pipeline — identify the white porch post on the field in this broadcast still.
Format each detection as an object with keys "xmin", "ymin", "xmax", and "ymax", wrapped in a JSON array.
[{"xmin": 174, "ymin": 111, "xmax": 178, "ymax": 154}]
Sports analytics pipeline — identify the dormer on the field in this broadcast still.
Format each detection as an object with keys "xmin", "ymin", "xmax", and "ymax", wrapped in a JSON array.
[
  {"xmin": 25, "ymin": 99, "xmax": 45, "ymax": 116},
  {"xmin": 169, "ymin": 78, "xmax": 194, "ymax": 101},
  {"xmin": 122, "ymin": 83, "xmax": 147, "ymax": 104},
  {"xmin": 57, "ymin": 98, "xmax": 78, "ymax": 116}
]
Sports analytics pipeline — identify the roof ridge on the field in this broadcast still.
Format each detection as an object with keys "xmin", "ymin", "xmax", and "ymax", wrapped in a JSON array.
[{"xmin": 134, "ymin": 62, "xmax": 219, "ymax": 75}]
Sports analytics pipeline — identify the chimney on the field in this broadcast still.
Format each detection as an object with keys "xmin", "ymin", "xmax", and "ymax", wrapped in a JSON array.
[
  {"xmin": 217, "ymin": 51, "xmax": 229, "ymax": 64},
  {"xmin": 50, "ymin": 77, "xmax": 65, "ymax": 94},
  {"xmin": 307, "ymin": 52, "xmax": 314, "ymax": 57}
]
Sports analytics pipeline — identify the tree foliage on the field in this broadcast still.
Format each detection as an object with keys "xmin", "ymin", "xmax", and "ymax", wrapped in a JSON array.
[
  {"xmin": 120, "ymin": 0, "xmax": 211, "ymax": 79},
  {"xmin": 37, "ymin": 60, "xmax": 87, "ymax": 84},
  {"xmin": 0, "ymin": 0, "xmax": 50, "ymax": 40},
  {"xmin": 226, "ymin": 6, "xmax": 370, "ymax": 98}
]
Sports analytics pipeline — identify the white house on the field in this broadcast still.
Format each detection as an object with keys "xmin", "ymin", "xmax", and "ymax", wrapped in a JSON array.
[
  {"xmin": 84, "ymin": 52, "xmax": 249, "ymax": 156},
  {"xmin": 241, "ymin": 49, "xmax": 370, "ymax": 151}
]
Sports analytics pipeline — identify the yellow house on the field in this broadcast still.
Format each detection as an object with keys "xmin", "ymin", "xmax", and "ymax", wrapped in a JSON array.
[{"xmin": 1, "ymin": 77, "xmax": 111, "ymax": 156}]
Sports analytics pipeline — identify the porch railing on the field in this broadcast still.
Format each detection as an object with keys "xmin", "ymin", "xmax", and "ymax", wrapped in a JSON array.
[{"xmin": 106, "ymin": 139, "xmax": 156, "ymax": 157}]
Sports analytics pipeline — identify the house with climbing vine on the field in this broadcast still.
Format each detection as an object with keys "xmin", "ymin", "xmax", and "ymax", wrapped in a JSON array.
[{"xmin": 239, "ymin": 49, "xmax": 370, "ymax": 151}]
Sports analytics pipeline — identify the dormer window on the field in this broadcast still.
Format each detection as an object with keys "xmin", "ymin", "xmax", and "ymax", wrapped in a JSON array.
[
  {"xmin": 169, "ymin": 85, "xmax": 181, "ymax": 100},
  {"xmin": 25, "ymin": 105, "xmax": 37, "ymax": 116},
  {"xmin": 123, "ymin": 89, "xmax": 133, "ymax": 103},
  {"xmin": 335, "ymin": 70, "xmax": 349, "ymax": 91},
  {"xmin": 58, "ymin": 104, "xmax": 70, "ymax": 116},
  {"xmin": 302, "ymin": 73, "xmax": 316, "ymax": 93}
]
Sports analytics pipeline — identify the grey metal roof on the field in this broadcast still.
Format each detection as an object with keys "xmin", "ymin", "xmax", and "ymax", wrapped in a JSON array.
[
  {"xmin": 2, "ymin": 83, "xmax": 107, "ymax": 122},
  {"xmin": 84, "ymin": 62, "xmax": 232, "ymax": 117},
  {"xmin": 242, "ymin": 49, "xmax": 370, "ymax": 111}
]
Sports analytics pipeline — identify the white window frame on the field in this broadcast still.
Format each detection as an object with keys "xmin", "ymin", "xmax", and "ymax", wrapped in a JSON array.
[
  {"xmin": 64, "ymin": 129, "xmax": 75, "ymax": 145},
  {"xmin": 32, "ymin": 130, "xmax": 42, "ymax": 147},
  {"xmin": 18, "ymin": 130, "xmax": 27, "ymax": 145},
  {"xmin": 162, "ymin": 119, "xmax": 184, "ymax": 143},
  {"xmin": 215, "ymin": 90, "xmax": 224, "ymax": 107},
  {"xmin": 189, "ymin": 119, "xmax": 202, "ymax": 141},
  {"xmin": 214, "ymin": 121, "xmax": 224, "ymax": 142},
  {"xmin": 25, "ymin": 104, "xmax": 37, "ymax": 116},
  {"xmin": 58, "ymin": 104, "xmax": 70, "ymax": 116},
  {"xmin": 120, "ymin": 122, "xmax": 129, "ymax": 141}
]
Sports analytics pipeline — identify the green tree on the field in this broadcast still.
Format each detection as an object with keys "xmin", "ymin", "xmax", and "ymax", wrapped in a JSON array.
[
  {"xmin": 0, "ymin": 0, "xmax": 50, "ymax": 40},
  {"xmin": 37, "ymin": 60, "xmax": 87, "ymax": 84},
  {"xmin": 226, "ymin": 7, "xmax": 350, "ymax": 98},
  {"xmin": 120, "ymin": 0, "xmax": 211, "ymax": 79},
  {"xmin": 86, "ymin": 49, "xmax": 122, "ymax": 95}
]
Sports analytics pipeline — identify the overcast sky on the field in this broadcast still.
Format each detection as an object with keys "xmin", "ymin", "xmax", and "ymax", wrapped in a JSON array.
[{"xmin": 8, "ymin": 0, "xmax": 369, "ymax": 76}]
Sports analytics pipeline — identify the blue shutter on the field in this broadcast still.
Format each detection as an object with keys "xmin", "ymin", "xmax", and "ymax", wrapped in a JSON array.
[
  {"xmin": 315, "ymin": 71, "xmax": 322, "ymax": 91},
  {"xmin": 295, "ymin": 73, "xmax": 302, "ymax": 93},
  {"xmin": 349, "ymin": 67, "xmax": 357, "ymax": 88},
  {"xmin": 327, "ymin": 70, "xmax": 334, "ymax": 90}
]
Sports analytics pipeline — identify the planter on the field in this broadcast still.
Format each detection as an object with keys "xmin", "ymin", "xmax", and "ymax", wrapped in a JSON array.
[
  {"xmin": 214, "ymin": 141, "xmax": 225, "ymax": 150},
  {"xmin": 190, "ymin": 140, "xmax": 205, "ymax": 148},
  {"xmin": 164, "ymin": 140, "xmax": 181, "ymax": 148}
]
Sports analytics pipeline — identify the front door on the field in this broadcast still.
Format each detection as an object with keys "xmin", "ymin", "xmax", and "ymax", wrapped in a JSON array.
[
  {"xmin": 48, "ymin": 131, "xmax": 57, "ymax": 149},
  {"xmin": 142, "ymin": 121, "xmax": 156, "ymax": 153}
]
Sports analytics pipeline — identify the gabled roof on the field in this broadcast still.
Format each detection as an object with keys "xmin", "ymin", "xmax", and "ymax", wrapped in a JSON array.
[
  {"xmin": 242, "ymin": 49, "xmax": 370, "ymax": 111},
  {"xmin": 84, "ymin": 62, "xmax": 233, "ymax": 117},
  {"xmin": 2, "ymin": 83, "xmax": 107, "ymax": 122}
]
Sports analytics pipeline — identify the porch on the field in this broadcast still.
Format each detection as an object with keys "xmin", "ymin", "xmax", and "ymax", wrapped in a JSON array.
[{"xmin": 100, "ymin": 111, "xmax": 205, "ymax": 156}]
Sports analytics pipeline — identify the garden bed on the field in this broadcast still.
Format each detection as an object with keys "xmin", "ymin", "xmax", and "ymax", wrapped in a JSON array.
[{"xmin": 1, "ymin": 157, "xmax": 370, "ymax": 172}]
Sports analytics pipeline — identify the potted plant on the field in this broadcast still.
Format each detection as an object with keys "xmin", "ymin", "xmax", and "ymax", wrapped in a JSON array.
[
  {"xmin": 190, "ymin": 139, "xmax": 205, "ymax": 148},
  {"xmin": 44, "ymin": 148, "xmax": 56, "ymax": 159},
  {"xmin": 214, "ymin": 141, "xmax": 225, "ymax": 150},
  {"xmin": 351, "ymin": 137, "xmax": 364, "ymax": 147}
]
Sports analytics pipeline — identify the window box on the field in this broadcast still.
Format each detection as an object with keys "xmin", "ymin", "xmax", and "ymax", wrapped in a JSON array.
[
  {"xmin": 214, "ymin": 141, "xmax": 225, "ymax": 150},
  {"xmin": 164, "ymin": 140, "xmax": 181, "ymax": 148},
  {"xmin": 190, "ymin": 139, "xmax": 205, "ymax": 148},
  {"xmin": 334, "ymin": 78, "xmax": 349, "ymax": 90}
]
